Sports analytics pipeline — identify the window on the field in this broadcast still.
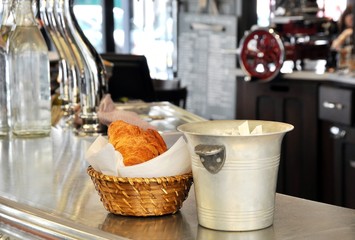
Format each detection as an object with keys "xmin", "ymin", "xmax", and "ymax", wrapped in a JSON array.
[
  {"xmin": 130, "ymin": 0, "xmax": 175, "ymax": 79},
  {"xmin": 113, "ymin": 0, "xmax": 125, "ymax": 52},
  {"xmin": 73, "ymin": 0, "xmax": 104, "ymax": 52},
  {"xmin": 73, "ymin": 0, "xmax": 175, "ymax": 80}
]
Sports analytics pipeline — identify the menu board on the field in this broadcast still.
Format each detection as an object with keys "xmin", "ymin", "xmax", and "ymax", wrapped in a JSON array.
[{"xmin": 178, "ymin": 13, "xmax": 237, "ymax": 120}]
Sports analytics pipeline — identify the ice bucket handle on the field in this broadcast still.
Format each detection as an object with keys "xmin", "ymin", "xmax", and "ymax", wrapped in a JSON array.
[{"xmin": 194, "ymin": 144, "xmax": 226, "ymax": 174}]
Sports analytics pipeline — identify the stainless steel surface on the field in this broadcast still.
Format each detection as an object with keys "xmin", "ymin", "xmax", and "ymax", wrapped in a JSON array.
[
  {"xmin": 115, "ymin": 101, "xmax": 206, "ymax": 132},
  {"xmin": 235, "ymin": 66, "xmax": 355, "ymax": 86},
  {"xmin": 0, "ymin": 103, "xmax": 355, "ymax": 239},
  {"xmin": 0, "ymin": 223, "xmax": 43, "ymax": 240},
  {"xmin": 178, "ymin": 120, "xmax": 293, "ymax": 231}
]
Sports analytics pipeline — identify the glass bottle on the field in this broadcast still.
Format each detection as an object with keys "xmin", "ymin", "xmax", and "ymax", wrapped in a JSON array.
[
  {"xmin": 0, "ymin": 0, "xmax": 14, "ymax": 44},
  {"xmin": 39, "ymin": 0, "xmax": 80, "ymax": 118},
  {"xmin": 8, "ymin": 0, "xmax": 51, "ymax": 136},
  {"xmin": 0, "ymin": 0, "xmax": 14, "ymax": 136}
]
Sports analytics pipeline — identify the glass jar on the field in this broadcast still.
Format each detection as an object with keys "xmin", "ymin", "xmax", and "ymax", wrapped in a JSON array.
[
  {"xmin": 8, "ymin": 0, "xmax": 51, "ymax": 137},
  {"xmin": 0, "ymin": 0, "xmax": 14, "ymax": 136}
]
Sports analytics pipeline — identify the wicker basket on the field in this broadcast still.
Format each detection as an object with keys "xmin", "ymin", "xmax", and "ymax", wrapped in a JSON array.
[{"xmin": 87, "ymin": 166, "xmax": 193, "ymax": 216}]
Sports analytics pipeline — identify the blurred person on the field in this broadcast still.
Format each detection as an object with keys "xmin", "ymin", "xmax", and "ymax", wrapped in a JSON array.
[
  {"xmin": 331, "ymin": 5, "xmax": 353, "ymax": 51},
  {"xmin": 327, "ymin": 5, "xmax": 354, "ymax": 71}
]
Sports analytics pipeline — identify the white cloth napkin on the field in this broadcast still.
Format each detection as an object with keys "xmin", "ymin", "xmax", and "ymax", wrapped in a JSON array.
[
  {"xmin": 85, "ymin": 136, "xmax": 122, "ymax": 176},
  {"xmin": 85, "ymin": 134, "xmax": 192, "ymax": 178},
  {"xmin": 97, "ymin": 94, "xmax": 155, "ymax": 130},
  {"xmin": 223, "ymin": 120, "xmax": 263, "ymax": 136}
]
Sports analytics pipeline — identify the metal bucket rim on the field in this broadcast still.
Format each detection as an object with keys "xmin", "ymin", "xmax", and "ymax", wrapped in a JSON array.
[{"xmin": 177, "ymin": 120, "xmax": 294, "ymax": 137}]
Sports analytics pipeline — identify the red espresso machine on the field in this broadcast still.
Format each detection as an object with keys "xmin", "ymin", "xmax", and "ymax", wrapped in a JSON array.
[{"xmin": 239, "ymin": 2, "xmax": 334, "ymax": 81}]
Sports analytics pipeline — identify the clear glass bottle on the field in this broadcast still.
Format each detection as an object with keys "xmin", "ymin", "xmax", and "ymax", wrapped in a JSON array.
[
  {"xmin": 40, "ymin": 0, "xmax": 81, "ymax": 119},
  {"xmin": 0, "ymin": 0, "xmax": 14, "ymax": 45},
  {"xmin": 0, "ymin": 0, "xmax": 14, "ymax": 136},
  {"xmin": 8, "ymin": 0, "xmax": 51, "ymax": 136}
]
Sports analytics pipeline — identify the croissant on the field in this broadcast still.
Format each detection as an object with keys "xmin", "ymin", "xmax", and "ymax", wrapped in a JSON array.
[{"xmin": 108, "ymin": 120, "xmax": 167, "ymax": 166}]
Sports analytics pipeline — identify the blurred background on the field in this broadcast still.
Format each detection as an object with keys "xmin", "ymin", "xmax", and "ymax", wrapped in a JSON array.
[{"xmin": 73, "ymin": 0, "xmax": 348, "ymax": 81}]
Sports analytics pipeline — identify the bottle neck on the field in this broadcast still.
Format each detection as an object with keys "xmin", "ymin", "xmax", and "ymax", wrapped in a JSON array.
[
  {"xmin": 15, "ymin": 0, "xmax": 36, "ymax": 27},
  {"xmin": 1, "ymin": 0, "xmax": 12, "ymax": 26}
]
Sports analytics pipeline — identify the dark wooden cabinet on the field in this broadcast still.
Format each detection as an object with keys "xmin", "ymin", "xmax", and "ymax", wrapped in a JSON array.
[
  {"xmin": 333, "ymin": 124, "xmax": 355, "ymax": 208},
  {"xmin": 318, "ymin": 84, "xmax": 355, "ymax": 208},
  {"xmin": 320, "ymin": 121, "xmax": 355, "ymax": 209},
  {"xmin": 318, "ymin": 121, "xmax": 336, "ymax": 204},
  {"xmin": 236, "ymin": 77, "xmax": 320, "ymax": 200},
  {"xmin": 237, "ymin": 77, "xmax": 355, "ymax": 208}
]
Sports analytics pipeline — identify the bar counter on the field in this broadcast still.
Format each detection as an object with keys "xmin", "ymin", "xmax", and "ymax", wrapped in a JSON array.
[{"xmin": 1, "ymin": 102, "xmax": 355, "ymax": 239}]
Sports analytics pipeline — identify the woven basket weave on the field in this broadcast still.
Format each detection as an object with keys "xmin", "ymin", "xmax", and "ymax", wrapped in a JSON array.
[{"xmin": 87, "ymin": 166, "xmax": 193, "ymax": 216}]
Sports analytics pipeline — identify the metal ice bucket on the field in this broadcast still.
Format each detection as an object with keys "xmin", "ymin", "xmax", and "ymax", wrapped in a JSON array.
[
  {"xmin": 177, "ymin": 120, "xmax": 294, "ymax": 231},
  {"xmin": 197, "ymin": 224, "xmax": 275, "ymax": 239}
]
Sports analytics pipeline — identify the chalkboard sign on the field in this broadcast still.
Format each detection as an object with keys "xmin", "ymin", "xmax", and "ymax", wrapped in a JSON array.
[{"xmin": 178, "ymin": 13, "xmax": 237, "ymax": 120}]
